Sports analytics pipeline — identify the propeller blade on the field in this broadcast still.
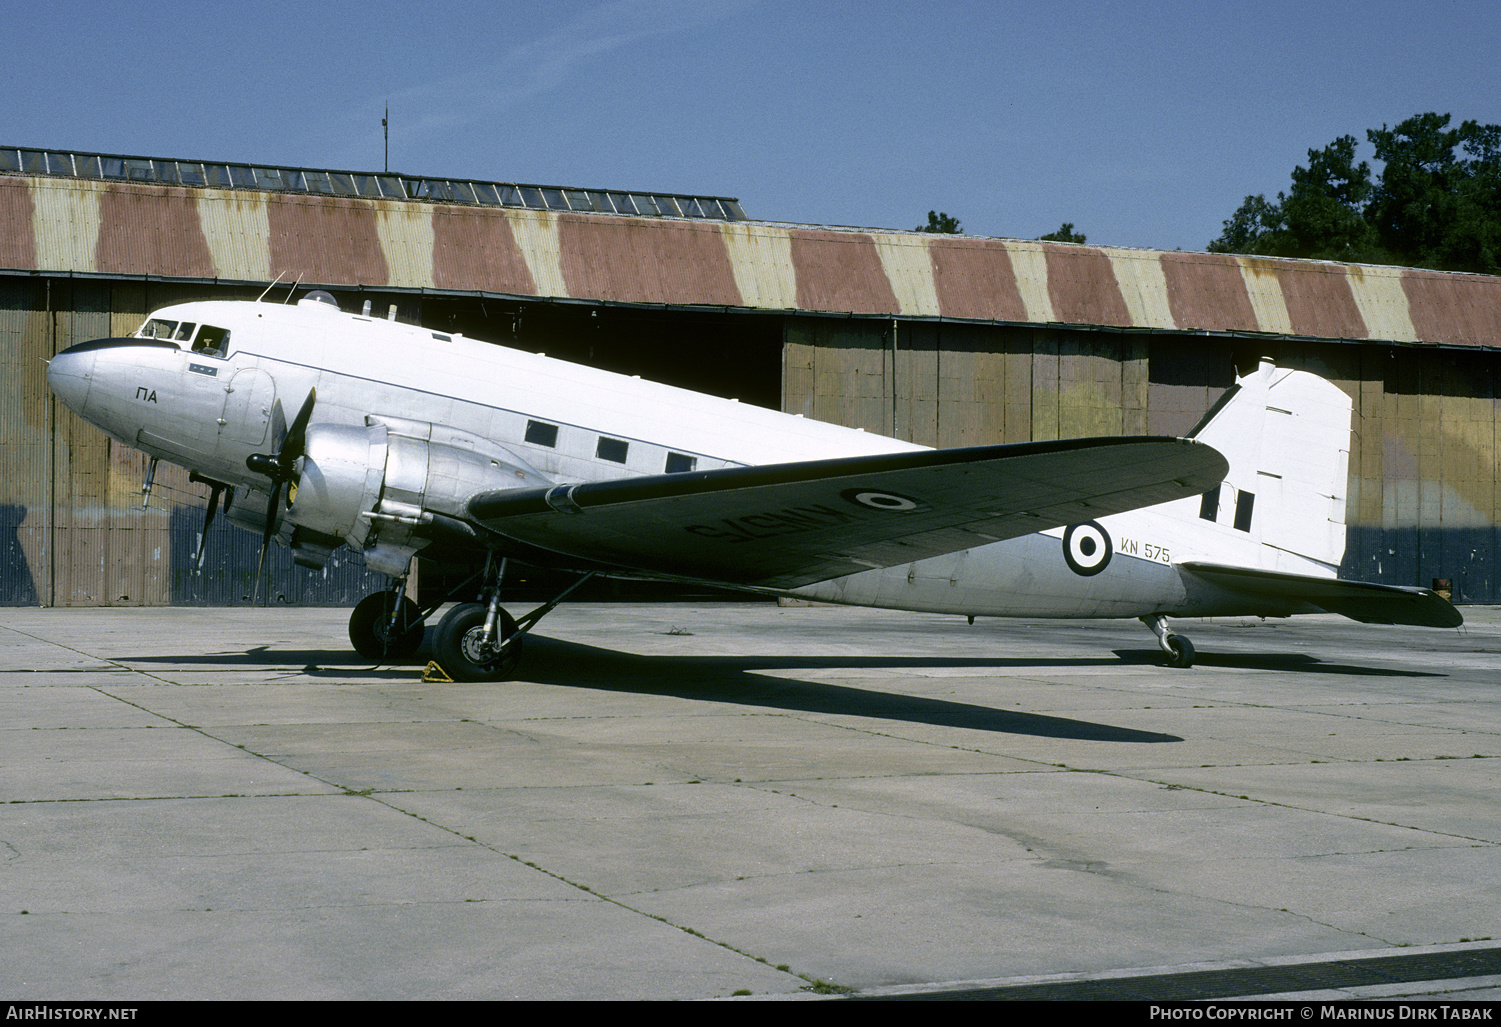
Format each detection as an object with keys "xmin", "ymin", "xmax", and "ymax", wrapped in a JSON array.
[
  {"xmin": 280, "ymin": 388, "xmax": 317, "ymax": 470},
  {"xmin": 269, "ymin": 397, "xmax": 288, "ymax": 454},
  {"xmin": 251, "ymin": 482, "xmax": 281, "ymax": 606},
  {"xmin": 195, "ymin": 484, "xmax": 223, "ymax": 573},
  {"xmin": 242, "ymin": 389, "xmax": 315, "ymax": 606}
]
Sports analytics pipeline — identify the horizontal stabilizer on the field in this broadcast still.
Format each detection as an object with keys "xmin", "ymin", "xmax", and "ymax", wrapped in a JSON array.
[
  {"xmin": 470, "ymin": 437, "xmax": 1228, "ymax": 588},
  {"xmin": 1180, "ymin": 563, "xmax": 1464, "ymax": 628}
]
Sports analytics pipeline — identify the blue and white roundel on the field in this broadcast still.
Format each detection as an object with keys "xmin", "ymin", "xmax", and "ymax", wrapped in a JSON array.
[
  {"xmin": 840, "ymin": 488, "xmax": 923, "ymax": 512},
  {"xmin": 1062, "ymin": 521, "xmax": 1112, "ymax": 576}
]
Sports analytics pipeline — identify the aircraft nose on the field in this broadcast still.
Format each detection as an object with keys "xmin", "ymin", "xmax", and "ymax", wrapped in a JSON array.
[{"xmin": 46, "ymin": 343, "xmax": 97, "ymax": 414}]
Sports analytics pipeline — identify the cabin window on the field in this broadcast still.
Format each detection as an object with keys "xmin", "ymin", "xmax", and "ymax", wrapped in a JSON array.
[
  {"xmin": 1233, "ymin": 490, "xmax": 1255, "ymax": 532},
  {"xmin": 194, "ymin": 325, "xmax": 230, "ymax": 357},
  {"xmin": 525, "ymin": 420, "xmax": 558, "ymax": 447},
  {"xmin": 596, "ymin": 437, "xmax": 629, "ymax": 463},
  {"xmin": 665, "ymin": 452, "xmax": 697, "ymax": 473},
  {"xmin": 1199, "ymin": 488, "xmax": 1219, "ymax": 522}
]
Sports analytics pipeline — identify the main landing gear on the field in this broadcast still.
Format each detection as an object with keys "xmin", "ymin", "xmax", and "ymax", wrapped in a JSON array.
[
  {"xmin": 348, "ymin": 588, "xmax": 426, "ymax": 660},
  {"xmin": 1142, "ymin": 614, "xmax": 1195, "ymax": 668},
  {"xmin": 347, "ymin": 556, "xmax": 597, "ymax": 682}
]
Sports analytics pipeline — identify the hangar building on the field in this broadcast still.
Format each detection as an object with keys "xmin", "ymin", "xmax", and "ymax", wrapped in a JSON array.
[{"xmin": 3, "ymin": 147, "xmax": 1498, "ymax": 605}]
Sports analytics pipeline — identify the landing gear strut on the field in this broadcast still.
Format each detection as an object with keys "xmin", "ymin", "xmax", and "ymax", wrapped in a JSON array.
[
  {"xmin": 348, "ymin": 557, "xmax": 596, "ymax": 677},
  {"xmin": 430, "ymin": 557, "xmax": 598, "ymax": 682},
  {"xmin": 348, "ymin": 565, "xmax": 484, "ymax": 665},
  {"xmin": 1142, "ymin": 614, "xmax": 1195, "ymax": 668}
]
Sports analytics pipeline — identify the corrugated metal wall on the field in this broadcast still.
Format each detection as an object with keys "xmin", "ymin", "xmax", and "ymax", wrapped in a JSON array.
[
  {"xmin": 784, "ymin": 320, "xmax": 1149, "ymax": 447},
  {"xmin": 0, "ymin": 278, "xmax": 47, "ymax": 605}
]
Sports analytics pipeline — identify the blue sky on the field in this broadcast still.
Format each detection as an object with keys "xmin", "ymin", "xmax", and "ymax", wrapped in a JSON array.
[{"xmin": 10, "ymin": 0, "xmax": 1499, "ymax": 252}]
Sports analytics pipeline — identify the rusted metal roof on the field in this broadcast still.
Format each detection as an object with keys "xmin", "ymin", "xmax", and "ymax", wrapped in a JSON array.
[{"xmin": 3, "ymin": 174, "xmax": 1499, "ymax": 348}]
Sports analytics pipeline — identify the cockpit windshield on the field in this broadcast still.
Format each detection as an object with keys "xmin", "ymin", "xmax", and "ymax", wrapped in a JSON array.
[
  {"xmin": 194, "ymin": 325, "xmax": 230, "ymax": 356},
  {"xmin": 139, "ymin": 318, "xmax": 179, "ymax": 340},
  {"xmin": 136, "ymin": 318, "xmax": 230, "ymax": 356}
]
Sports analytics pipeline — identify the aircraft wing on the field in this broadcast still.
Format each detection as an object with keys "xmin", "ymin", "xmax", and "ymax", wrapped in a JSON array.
[
  {"xmin": 469, "ymin": 437, "xmax": 1228, "ymax": 589},
  {"xmin": 1179, "ymin": 563, "xmax": 1464, "ymax": 627}
]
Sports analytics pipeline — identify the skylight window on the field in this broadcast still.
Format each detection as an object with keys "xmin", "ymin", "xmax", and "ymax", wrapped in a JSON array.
[{"xmin": 2, "ymin": 146, "xmax": 748, "ymax": 220}]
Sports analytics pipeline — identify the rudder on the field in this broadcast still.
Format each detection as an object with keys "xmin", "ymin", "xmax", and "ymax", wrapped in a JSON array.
[{"xmin": 1187, "ymin": 359, "xmax": 1351, "ymax": 573}]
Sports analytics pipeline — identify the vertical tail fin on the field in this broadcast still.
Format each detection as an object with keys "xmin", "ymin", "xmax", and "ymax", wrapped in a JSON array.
[{"xmin": 1187, "ymin": 360, "xmax": 1352, "ymax": 573}]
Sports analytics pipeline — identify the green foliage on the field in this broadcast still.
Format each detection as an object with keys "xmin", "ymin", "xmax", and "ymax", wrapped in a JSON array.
[
  {"xmin": 916, "ymin": 210, "xmax": 963, "ymax": 233},
  {"xmin": 1367, "ymin": 113, "xmax": 1501, "ymax": 273},
  {"xmin": 1209, "ymin": 113, "xmax": 1501, "ymax": 273},
  {"xmin": 1038, "ymin": 222, "xmax": 1087, "ymax": 244},
  {"xmin": 1208, "ymin": 194, "xmax": 1284, "ymax": 254}
]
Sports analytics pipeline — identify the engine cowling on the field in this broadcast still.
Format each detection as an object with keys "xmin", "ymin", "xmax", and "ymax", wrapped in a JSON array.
[{"xmin": 284, "ymin": 417, "xmax": 547, "ymax": 574}]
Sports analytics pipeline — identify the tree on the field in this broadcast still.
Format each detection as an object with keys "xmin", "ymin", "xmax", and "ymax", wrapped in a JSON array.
[
  {"xmin": 1038, "ymin": 222, "xmax": 1086, "ymax": 244},
  {"xmin": 1208, "ymin": 113, "xmax": 1501, "ymax": 273},
  {"xmin": 1209, "ymin": 136, "xmax": 1380, "ymax": 261},
  {"xmin": 916, "ymin": 211, "xmax": 962, "ymax": 234},
  {"xmin": 1367, "ymin": 113, "xmax": 1501, "ymax": 272},
  {"xmin": 1277, "ymin": 135, "xmax": 1380, "ymax": 261},
  {"xmin": 1207, "ymin": 194, "xmax": 1284, "ymax": 254}
]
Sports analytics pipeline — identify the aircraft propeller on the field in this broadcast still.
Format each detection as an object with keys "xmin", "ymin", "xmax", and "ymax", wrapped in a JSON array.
[
  {"xmin": 244, "ymin": 388, "xmax": 316, "ymax": 605},
  {"xmin": 187, "ymin": 472, "xmax": 234, "ymax": 574}
]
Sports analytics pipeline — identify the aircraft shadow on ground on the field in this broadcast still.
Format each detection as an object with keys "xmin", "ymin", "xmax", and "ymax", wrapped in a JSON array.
[
  {"xmin": 1110, "ymin": 648, "xmax": 1446, "ymax": 678},
  {"xmin": 111, "ymin": 634, "xmax": 1443, "ymax": 741},
  {"xmin": 115, "ymin": 636, "xmax": 1175, "ymax": 742},
  {"xmin": 505, "ymin": 637, "xmax": 1188, "ymax": 742}
]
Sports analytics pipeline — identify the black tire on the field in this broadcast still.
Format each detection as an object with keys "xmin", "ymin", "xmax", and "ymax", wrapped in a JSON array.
[
  {"xmin": 1165, "ymin": 634, "xmax": 1195, "ymax": 669},
  {"xmin": 433, "ymin": 602, "xmax": 522, "ymax": 682},
  {"xmin": 348, "ymin": 592, "xmax": 426, "ymax": 661}
]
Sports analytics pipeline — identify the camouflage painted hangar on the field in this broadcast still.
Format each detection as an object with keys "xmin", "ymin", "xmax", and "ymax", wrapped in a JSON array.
[{"xmin": 2, "ymin": 147, "xmax": 1499, "ymax": 606}]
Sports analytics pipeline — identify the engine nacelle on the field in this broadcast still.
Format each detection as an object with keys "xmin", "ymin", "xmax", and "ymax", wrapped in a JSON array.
[
  {"xmin": 286, "ymin": 424, "xmax": 388, "ymax": 542},
  {"xmin": 284, "ymin": 417, "xmax": 546, "ymax": 574}
]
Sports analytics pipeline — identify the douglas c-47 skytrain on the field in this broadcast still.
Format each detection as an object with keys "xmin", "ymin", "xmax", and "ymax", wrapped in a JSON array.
[{"xmin": 46, "ymin": 290, "xmax": 1461, "ymax": 679}]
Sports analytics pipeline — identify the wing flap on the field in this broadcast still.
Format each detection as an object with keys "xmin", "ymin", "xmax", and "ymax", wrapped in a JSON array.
[
  {"xmin": 470, "ymin": 437, "xmax": 1227, "ymax": 588},
  {"xmin": 1180, "ymin": 563, "xmax": 1464, "ymax": 628}
]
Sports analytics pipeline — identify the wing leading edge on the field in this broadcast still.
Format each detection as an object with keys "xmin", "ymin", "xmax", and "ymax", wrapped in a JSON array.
[{"xmin": 469, "ymin": 437, "xmax": 1229, "ymax": 588}]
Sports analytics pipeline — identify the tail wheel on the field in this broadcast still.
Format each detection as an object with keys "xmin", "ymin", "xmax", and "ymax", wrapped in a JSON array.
[
  {"xmin": 434, "ymin": 602, "xmax": 523, "ymax": 682},
  {"xmin": 1164, "ymin": 634, "xmax": 1195, "ymax": 669},
  {"xmin": 349, "ymin": 592, "xmax": 426, "ymax": 660}
]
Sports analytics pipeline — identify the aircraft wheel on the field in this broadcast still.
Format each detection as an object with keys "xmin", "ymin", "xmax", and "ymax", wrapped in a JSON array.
[
  {"xmin": 1164, "ymin": 634, "xmax": 1195, "ymax": 669},
  {"xmin": 434, "ymin": 602, "xmax": 522, "ymax": 682},
  {"xmin": 349, "ymin": 592, "xmax": 426, "ymax": 660}
]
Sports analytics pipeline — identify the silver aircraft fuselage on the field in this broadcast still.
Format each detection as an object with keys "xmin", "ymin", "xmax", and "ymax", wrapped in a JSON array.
[{"xmin": 47, "ymin": 296, "xmax": 1343, "ymax": 621}]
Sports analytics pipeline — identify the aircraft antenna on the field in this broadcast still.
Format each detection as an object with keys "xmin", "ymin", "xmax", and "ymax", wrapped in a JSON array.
[
  {"xmin": 256, "ymin": 271, "xmax": 286, "ymax": 303},
  {"xmin": 283, "ymin": 273, "xmax": 304, "ymax": 303}
]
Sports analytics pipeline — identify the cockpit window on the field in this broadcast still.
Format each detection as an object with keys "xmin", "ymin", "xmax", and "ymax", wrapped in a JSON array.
[
  {"xmin": 193, "ymin": 325, "xmax": 230, "ymax": 356},
  {"xmin": 173, "ymin": 322, "xmax": 197, "ymax": 342},
  {"xmin": 140, "ymin": 318, "xmax": 178, "ymax": 340}
]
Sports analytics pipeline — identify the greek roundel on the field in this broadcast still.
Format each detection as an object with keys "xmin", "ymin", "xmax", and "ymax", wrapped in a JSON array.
[{"xmin": 1062, "ymin": 521, "xmax": 1112, "ymax": 576}]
